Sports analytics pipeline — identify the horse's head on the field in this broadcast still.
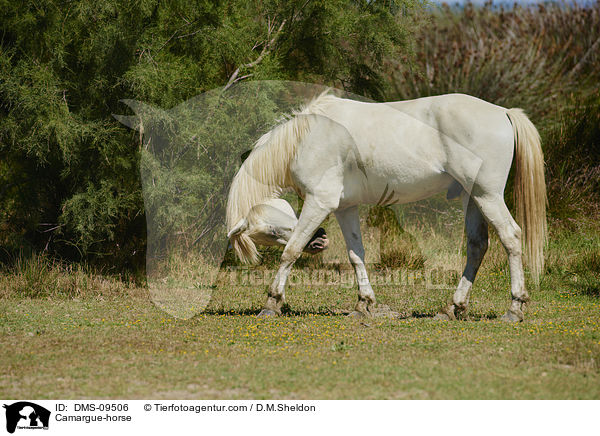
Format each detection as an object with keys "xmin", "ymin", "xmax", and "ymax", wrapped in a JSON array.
[{"xmin": 227, "ymin": 198, "xmax": 328, "ymax": 254}]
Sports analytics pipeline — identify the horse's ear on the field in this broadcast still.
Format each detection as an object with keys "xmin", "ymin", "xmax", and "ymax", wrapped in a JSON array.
[
  {"xmin": 113, "ymin": 114, "xmax": 139, "ymax": 130},
  {"xmin": 112, "ymin": 100, "xmax": 165, "ymax": 131},
  {"xmin": 227, "ymin": 218, "xmax": 249, "ymax": 239}
]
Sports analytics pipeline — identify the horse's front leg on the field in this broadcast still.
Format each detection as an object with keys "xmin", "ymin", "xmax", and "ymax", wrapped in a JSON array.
[
  {"xmin": 258, "ymin": 195, "xmax": 334, "ymax": 317},
  {"xmin": 335, "ymin": 206, "xmax": 376, "ymax": 317}
]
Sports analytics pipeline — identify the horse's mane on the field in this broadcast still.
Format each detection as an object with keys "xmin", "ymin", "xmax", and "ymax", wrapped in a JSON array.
[{"xmin": 226, "ymin": 90, "xmax": 337, "ymax": 263}]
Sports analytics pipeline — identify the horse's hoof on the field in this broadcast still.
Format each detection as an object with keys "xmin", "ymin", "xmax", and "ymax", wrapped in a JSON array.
[
  {"xmin": 433, "ymin": 312, "xmax": 451, "ymax": 321},
  {"xmin": 434, "ymin": 304, "xmax": 458, "ymax": 321},
  {"xmin": 500, "ymin": 309, "xmax": 523, "ymax": 323},
  {"xmin": 257, "ymin": 309, "xmax": 277, "ymax": 318}
]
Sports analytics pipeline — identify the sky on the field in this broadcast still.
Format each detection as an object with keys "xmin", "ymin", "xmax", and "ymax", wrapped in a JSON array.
[{"xmin": 428, "ymin": 0, "xmax": 595, "ymax": 7}]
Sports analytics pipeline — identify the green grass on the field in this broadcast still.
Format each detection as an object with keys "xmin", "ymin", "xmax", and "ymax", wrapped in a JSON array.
[{"xmin": 1, "ymin": 220, "xmax": 599, "ymax": 399}]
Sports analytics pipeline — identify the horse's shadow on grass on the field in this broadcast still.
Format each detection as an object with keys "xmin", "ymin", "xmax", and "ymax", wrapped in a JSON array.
[
  {"xmin": 410, "ymin": 311, "xmax": 498, "ymax": 321},
  {"xmin": 204, "ymin": 307, "xmax": 353, "ymax": 317},
  {"xmin": 202, "ymin": 304, "xmax": 338, "ymax": 317},
  {"xmin": 202, "ymin": 306, "xmax": 499, "ymax": 320}
]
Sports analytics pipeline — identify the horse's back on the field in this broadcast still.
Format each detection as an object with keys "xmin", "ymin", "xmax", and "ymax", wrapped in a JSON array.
[
  {"xmin": 333, "ymin": 94, "xmax": 515, "ymax": 198},
  {"xmin": 319, "ymin": 93, "xmax": 513, "ymax": 158},
  {"xmin": 385, "ymin": 93, "xmax": 513, "ymax": 148}
]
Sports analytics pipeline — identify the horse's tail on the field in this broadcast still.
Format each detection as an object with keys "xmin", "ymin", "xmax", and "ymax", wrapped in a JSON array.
[
  {"xmin": 507, "ymin": 108, "xmax": 547, "ymax": 287},
  {"xmin": 226, "ymin": 113, "xmax": 314, "ymax": 264}
]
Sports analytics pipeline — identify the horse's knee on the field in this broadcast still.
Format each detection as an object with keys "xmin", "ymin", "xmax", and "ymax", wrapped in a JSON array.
[
  {"xmin": 496, "ymin": 222, "xmax": 522, "ymax": 257},
  {"xmin": 513, "ymin": 222, "xmax": 522, "ymax": 240},
  {"xmin": 280, "ymin": 247, "xmax": 302, "ymax": 264},
  {"xmin": 504, "ymin": 234, "xmax": 522, "ymax": 257}
]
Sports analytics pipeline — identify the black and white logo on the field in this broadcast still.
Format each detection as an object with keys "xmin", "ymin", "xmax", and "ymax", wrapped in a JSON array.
[{"xmin": 3, "ymin": 402, "xmax": 50, "ymax": 434}]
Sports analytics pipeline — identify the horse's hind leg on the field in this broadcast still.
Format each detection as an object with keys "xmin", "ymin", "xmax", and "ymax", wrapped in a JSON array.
[
  {"xmin": 259, "ymin": 195, "xmax": 334, "ymax": 317},
  {"xmin": 472, "ymin": 194, "xmax": 528, "ymax": 322},
  {"xmin": 335, "ymin": 206, "xmax": 376, "ymax": 316},
  {"xmin": 437, "ymin": 192, "xmax": 489, "ymax": 320}
]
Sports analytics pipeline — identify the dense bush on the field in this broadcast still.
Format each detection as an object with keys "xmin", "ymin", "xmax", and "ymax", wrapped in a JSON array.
[
  {"xmin": 544, "ymin": 94, "xmax": 600, "ymax": 218},
  {"xmin": 0, "ymin": 0, "xmax": 421, "ymax": 269}
]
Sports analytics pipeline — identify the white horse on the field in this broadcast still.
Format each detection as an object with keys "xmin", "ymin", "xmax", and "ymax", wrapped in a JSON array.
[
  {"xmin": 226, "ymin": 198, "xmax": 329, "ymax": 257},
  {"xmin": 226, "ymin": 92, "xmax": 546, "ymax": 322}
]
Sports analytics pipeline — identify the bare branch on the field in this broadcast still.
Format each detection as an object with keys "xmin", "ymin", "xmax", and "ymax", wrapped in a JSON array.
[{"xmin": 224, "ymin": 18, "xmax": 287, "ymax": 90}]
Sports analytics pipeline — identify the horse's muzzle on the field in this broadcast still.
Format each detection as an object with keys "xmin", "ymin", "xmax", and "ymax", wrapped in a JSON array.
[{"xmin": 304, "ymin": 227, "xmax": 329, "ymax": 254}]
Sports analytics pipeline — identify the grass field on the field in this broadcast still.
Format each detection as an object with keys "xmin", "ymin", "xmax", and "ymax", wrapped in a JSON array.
[{"xmin": 2, "ymin": 213, "xmax": 599, "ymax": 399}]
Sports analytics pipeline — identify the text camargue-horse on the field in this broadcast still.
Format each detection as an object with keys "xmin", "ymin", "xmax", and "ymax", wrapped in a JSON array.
[{"xmin": 226, "ymin": 92, "xmax": 546, "ymax": 322}]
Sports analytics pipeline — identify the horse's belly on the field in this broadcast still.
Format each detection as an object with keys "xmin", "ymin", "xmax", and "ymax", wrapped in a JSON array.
[
  {"xmin": 339, "ymin": 165, "xmax": 453, "ymax": 208},
  {"xmin": 367, "ymin": 170, "xmax": 453, "ymax": 205}
]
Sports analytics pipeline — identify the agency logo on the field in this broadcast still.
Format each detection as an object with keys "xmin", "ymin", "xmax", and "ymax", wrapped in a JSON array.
[{"xmin": 3, "ymin": 402, "xmax": 50, "ymax": 434}]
